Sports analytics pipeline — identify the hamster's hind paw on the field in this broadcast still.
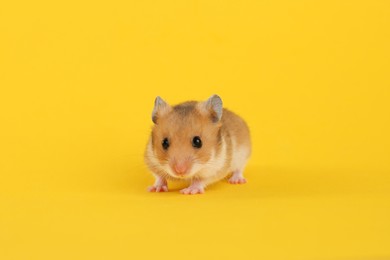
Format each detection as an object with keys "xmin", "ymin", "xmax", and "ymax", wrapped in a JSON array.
[
  {"xmin": 228, "ymin": 171, "xmax": 247, "ymax": 184},
  {"xmin": 228, "ymin": 177, "xmax": 247, "ymax": 184}
]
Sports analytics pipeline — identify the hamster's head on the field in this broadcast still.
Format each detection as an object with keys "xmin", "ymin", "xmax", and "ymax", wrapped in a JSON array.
[{"xmin": 150, "ymin": 95, "xmax": 223, "ymax": 179}]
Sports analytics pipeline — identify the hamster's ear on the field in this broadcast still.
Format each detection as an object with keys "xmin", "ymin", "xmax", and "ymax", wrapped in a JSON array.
[
  {"xmin": 202, "ymin": 94, "xmax": 223, "ymax": 123},
  {"xmin": 152, "ymin": 96, "xmax": 171, "ymax": 124}
]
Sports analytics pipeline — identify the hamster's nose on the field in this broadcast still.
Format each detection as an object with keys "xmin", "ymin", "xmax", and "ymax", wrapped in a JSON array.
[{"xmin": 173, "ymin": 163, "xmax": 189, "ymax": 176}]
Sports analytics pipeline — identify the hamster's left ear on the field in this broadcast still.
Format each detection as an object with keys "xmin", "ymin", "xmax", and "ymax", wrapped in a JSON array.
[
  {"xmin": 152, "ymin": 96, "xmax": 171, "ymax": 124},
  {"xmin": 202, "ymin": 94, "xmax": 223, "ymax": 123}
]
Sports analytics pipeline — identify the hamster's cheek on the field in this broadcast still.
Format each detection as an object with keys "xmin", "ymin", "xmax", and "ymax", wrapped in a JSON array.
[
  {"xmin": 194, "ymin": 148, "xmax": 213, "ymax": 164},
  {"xmin": 188, "ymin": 162, "xmax": 205, "ymax": 176},
  {"xmin": 154, "ymin": 147, "xmax": 169, "ymax": 163},
  {"xmin": 161, "ymin": 164, "xmax": 176, "ymax": 178}
]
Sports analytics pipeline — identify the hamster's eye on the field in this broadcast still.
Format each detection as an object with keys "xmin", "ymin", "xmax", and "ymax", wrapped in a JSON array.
[
  {"xmin": 162, "ymin": 138, "xmax": 170, "ymax": 150},
  {"xmin": 192, "ymin": 136, "xmax": 202, "ymax": 149}
]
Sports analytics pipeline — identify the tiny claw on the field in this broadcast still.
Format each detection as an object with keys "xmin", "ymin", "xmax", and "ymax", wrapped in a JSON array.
[
  {"xmin": 180, "ymin": 186, "xmax": 204, "ymax": 195},
  {"xmin": 148, "ymin": 185, "xmax": 168, "ymax": 192},
  {"xmin": 228, "ymin": 176, "xmax": 247, "ymax": 184}
]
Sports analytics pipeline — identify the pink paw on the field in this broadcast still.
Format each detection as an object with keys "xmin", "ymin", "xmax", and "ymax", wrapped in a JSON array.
[
  {"xmin": 228, "ymin": 176, "xmax": 247, "ymax": 184},
  {"xmin": 148, "ymin": 185, "xmax": 168, "ymax": 192},
  {"xmin": 180, "ymin": 186, "xmax": 204, "ymax": 195}
]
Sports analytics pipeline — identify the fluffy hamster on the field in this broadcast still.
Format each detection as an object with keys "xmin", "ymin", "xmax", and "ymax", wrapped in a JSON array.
[{"xmin": 144, "ymin": 95, "xmax": 251, "ymax": 195}]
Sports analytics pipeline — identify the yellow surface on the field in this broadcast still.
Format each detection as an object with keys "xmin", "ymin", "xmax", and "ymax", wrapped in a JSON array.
[{"xmin": 1, "ymin": 0, "xmax": 390, "ymax": 259}]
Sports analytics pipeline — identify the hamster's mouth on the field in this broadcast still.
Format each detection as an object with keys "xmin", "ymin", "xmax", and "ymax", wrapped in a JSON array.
[
  {"xmin": 169, "ymin": 170, "xmax": 196, "ymax": 180},
  {"xmin": 166, "ymin": 162, "xmax": 203, "ymax": 179},
  {"xmin": 174, "ymin": 174, "xmax": 188, "ymax": 179},
  {"xmin": 168, "ymin": 163, "xmax": 195, "ymax": 179},
  {"xmin": 172, "ymin": 169, "xmax": 203, "ymax": 180},
  {"xmin": 171, "ymin": 170, "xmax": 194, "ymax": 179}
]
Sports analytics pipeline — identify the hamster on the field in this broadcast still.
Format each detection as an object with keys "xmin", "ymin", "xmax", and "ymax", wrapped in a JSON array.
[{"xmin": 144, "ymin": 95, "xmax": 251, "ymax": 195}]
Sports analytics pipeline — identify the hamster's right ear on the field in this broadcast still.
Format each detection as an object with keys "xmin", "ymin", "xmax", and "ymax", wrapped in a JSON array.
[
  {"xmin": 152, "ymin": 96, "xmax": 171, "ymax": 124},
  {"xmin": 202, "ymin": 94, "xmax": 223, "ymax": 123}
]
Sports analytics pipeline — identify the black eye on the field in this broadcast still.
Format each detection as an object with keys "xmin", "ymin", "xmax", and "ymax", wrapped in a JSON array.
[
  {"xmin": 192, "ymin": 136, "xmax": 202, "ymax": 149},
  {"xmin": 162, "ymin": 138, "xmax": 170, "ymax": 150}
]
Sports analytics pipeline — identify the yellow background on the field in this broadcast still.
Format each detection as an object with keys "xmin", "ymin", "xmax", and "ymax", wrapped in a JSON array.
[{"xmin": 1, "ymin": 0, "xmax": 390, "ymax": 259}]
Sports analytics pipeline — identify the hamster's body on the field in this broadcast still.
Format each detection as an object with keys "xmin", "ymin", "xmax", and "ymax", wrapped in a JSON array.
[{"xmin": 144, "ymin": 95, "xmax": 251, "ymax": 194}]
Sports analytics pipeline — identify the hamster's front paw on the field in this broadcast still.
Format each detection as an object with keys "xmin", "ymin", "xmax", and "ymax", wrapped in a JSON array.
[
  {"xmin": 180, "ymin": 186, "xmax": 204, "ymax": 195},
  {"xmin": 148, "ymin": 184, "xmax": 168, "ymax": 192},
  {"xmin": 180, "ymin": 182, "xmax": 204, "ymax": 195},
  {"xmin": 148, "ymin": 176, "xmax": 168, "ymax": 192}
]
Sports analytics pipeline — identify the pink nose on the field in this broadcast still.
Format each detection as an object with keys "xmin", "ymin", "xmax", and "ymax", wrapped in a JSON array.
[{"xmin": 173, "ymin": 163, "xmax": 189, "ymax": 175}]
